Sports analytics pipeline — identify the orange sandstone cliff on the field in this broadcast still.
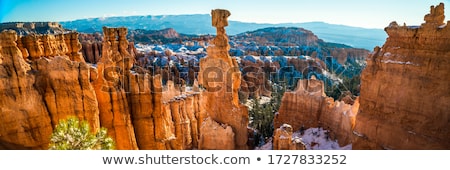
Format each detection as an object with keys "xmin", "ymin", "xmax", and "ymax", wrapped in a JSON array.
[
  {"xmin": 353, "ymin": 3, "xmax": 450, "ymax": 149},
  {"xmin": 0, "ymin": 30, "xmax": 99, "ymax": 149},
  {"xmin": 92, "ymin": 27, "xmax": 138, "ymax": 149},
  {"xmin": 274, "ymin": 77, "xmax": 359, "ymax": 147},
  {"xmin": 198, "ymin": 9, "xmax": 249, "ymax": 149},
  {"xmin": 0, "ymin": 10, "xmax": 248, "ymax": 150},
  {"xmin": 4, "ymin": 4, "xmax": 448, "ymax": 150},
  {"xmin": 0, "ymin": 26, "xmax": 202, "ymax": 150}
]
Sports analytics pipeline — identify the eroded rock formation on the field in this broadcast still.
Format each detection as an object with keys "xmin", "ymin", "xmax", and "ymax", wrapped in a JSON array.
[
  {"xmin": 0, "ymin": 25, "xmax": 203, "ymax": 150},
  {"xmin": 0, "ymin": 30, "xmax": 53, "ymax": 149},
  {"xmin": 2, "ymin": 12, "xmax": 250, "ymax": 149},
  {"xmin": 273, "ymin": 124, "xmax": 306, "ymax": 150},
  {"xmin": 0, "ymin": 22, "xmax": 66, "ymax": 35},
  {"xmin": 92, "ymin": 27, "xmax": 138, "ymax": 149},
  {"xmin": 0, "ymin": 29, "xmax": 98, "ymax": 149},
  {"xmin": 199, "ymin": 118, "xmax": 235, "ymax": 150},
  {"xmin": 274, "ymin": 77, "xmax": 359, "ymax": 146},
  {"xmin": 79, "ymin": 33, "xmax": 137, "ymax": 64},
  {"xmin": 15, "ymin": 31, "xmax": 84, "ymax": 61},
  {"xmin": 353, "ymin": 3, "xmax": 450, "ymax": 149},
  {"xmin": 239, "ymin": 58, "xmax": 273, "ymax": 98},
  {"xmin": 126, "ymin": 73, "xmax": 202, "ymax": 150},
  {"xmin": 198, "ymin": 9, "xmax": 249, "ymax": 149}
]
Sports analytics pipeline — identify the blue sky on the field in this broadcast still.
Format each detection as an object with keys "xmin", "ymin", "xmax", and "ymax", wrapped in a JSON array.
[{"xmin": 1, "ymin": 0, "xmax": 449, "ymax": 28}]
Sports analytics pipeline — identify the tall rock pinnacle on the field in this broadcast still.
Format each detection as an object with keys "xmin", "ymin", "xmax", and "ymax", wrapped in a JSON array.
[
  {"xmin": 209, "ymin": 9, "xmax": 231, "ymax": 61},
  {"xmin": 423, "ymin": 3, "xmax": 445, "ymax": 27},
  {"xmin": 198, "ymin": 9, "xmax": 249, "ymax": 150}
]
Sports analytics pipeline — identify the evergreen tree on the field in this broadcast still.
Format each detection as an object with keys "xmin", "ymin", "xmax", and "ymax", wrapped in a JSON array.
[
  {"xmin": 249, "ymin": 82, "xmax": 287, "ymax": 146},
  {"xmin": 271, "ymin": 81, "xmax": 286, "ymax": 112},
  {"xmin": 49, "ymin": 117, "xmax": 115, "ymax": 150}
]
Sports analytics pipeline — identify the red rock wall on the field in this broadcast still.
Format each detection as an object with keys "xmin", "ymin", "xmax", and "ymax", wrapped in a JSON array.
[
  {"xmin": 274, "ymin": 77, "xmax": 359, "ymax": 146},
  {"xmin": 0, "ymin": 27, "xmax": 205, "ymax": 150},
  {"xmin": 0, "ymin": 30, "xmax": 53, "ymax": 149},
  {"xmin": 0, "ymin": 10, "xmax": 253, "ymax": 150},
  {"xmin": 353, "ymin": 3, "xmax": 450, "ymax": 149},
  {"xmin": 199, "ymin": 117, "xmax": 235, "ymax": 150},
  {"xmin": 79, "ymin": 33, "xmax": 137, "ymax": 64},
  {"xmin": 0, "ymin": 30, "xmax": 98, "ymax": 149}
]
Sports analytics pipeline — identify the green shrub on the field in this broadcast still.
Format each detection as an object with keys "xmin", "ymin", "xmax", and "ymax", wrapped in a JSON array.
[{"xmin": 49, "ymin": 117, "xmax": 115, "ymax": 150}]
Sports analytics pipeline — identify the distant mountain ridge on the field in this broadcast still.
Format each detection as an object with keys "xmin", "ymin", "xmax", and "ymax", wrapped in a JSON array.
[
  {"xmin": 233, "ymin": 27, "xmax": 347, "ymax": 48},
  {"xmin": 60, "ymin": 14, "xmax": 386, "ymax": 50}
]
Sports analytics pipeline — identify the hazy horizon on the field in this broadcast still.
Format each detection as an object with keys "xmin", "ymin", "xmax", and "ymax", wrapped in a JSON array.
[{"xmin": 1, "ymin": 0, "xmax": 449, "ymax": 29}]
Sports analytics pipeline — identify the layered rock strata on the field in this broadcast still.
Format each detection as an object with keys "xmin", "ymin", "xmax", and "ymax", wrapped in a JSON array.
[
  {"xmin": 15, "ymin": 31, "xmax": 84, "ymax": 61},
  {"xmin": 0, "ymin": 30, "xmax": 98, "ymax": 149},
  {"xmin": 0, "ymin": 26, "xmax": 204, "ymax": 150},
  {"xmin": 198, "ymin": 9, "xmax": 249, "ymax": 149},
  {"xmin": 353, "ymin": 3, "xmax": 450, "ymax": 149},
  {"xmin": 92, "ymin": 27, "xmax": 138, "ymax": 149},
  {"xmin": 79, "ymin": 33, "xmax": 137, "ymax": 64},
  {"xmin": 274, "ymin": 77, "xmax": 359, "ymax": 146},
  {"xmin": 0, "ymin": 22, "xmax": 66, "ymax": 35}
]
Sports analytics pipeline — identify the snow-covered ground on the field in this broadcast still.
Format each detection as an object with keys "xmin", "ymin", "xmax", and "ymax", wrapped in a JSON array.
[
  {"xmin": 256, "ymin": 127, "xmax": 352, "ymax": 150},
  {"xmin": 245, "ymin": 96, "xmax": 272, "ymax": 110},
  {"xmin": 293, "ymin": 128, "xmax": 352, "ymax": 150},
  {"xmin": 322, "ymin": 70, "xmax": 343, "ymax": 84},
  {"xmin": 255, "ymin": 138, "xmax": 273, "ymax": 150}
]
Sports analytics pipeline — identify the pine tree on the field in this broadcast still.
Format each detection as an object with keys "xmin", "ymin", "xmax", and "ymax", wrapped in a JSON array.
[{"xmin": 49, "ymin": 117, "xmax": 115, "ymax": 150}]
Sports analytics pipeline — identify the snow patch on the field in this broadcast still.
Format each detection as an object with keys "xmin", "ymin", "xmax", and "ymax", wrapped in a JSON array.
[
  {"xmin": 255, "ymin": 138, "xmax": 273, "ymax": 150},
  {"xmin": 352, "ymin": 130, "xmax": 364, "ymax": 137},
  {"xmin": 293, "ymin": 128, "xmax": 352, "ymax": 150},
  {"xmin": 129, "ymin": 70, "xmax": 138, "ymax": 75},
  {"xmin": 323, "ymin": 70, "xmax": 343, "ymax": 84},
  {"xmin": 245, "ymin": 96, "xmax": 272, "ymax": 110},
  {"xmin": 381, "ymin": 60, "xmax": 418, "ymax": 66}
]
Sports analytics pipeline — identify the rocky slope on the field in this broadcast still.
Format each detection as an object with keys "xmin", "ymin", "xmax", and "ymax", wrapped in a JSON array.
[
  {"xmin": 274, "ymin": 77, "xmax": 359, "ymax": 147},
  {"xmin": 353, "ymin": 3, "xmax": 450, "ymax": 149},
  {"xmin": 234, "ymin": 27, "xmax": 321, "ymax": 47},
  {"xmin": 130, "ymin": 26, "xmax": 369, "ymax": 100},
  {"xmin": 228, "ymin": 27, "xmax": 369, "ymax": 99},
  {"xmin": 0, "ymin": 9, "xmax": 250, "ymax": 150},
  {"xmin": 0, "ymin": 22, "xmax": 67, "ymax": 35},
  {"xmin": 129, "ymin": 28, "xmax": 197, "ymax": 44}
]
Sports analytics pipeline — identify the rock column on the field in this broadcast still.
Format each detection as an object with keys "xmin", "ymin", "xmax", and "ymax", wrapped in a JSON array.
[{"xmin": 198, "ymin": 9, "xmax": 249, "ymax": 149}]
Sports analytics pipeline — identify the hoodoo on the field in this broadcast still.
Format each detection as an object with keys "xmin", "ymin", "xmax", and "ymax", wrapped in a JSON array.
[
  {"xmin": 198, "ymin": 9, "xmax": 249, "ymax": 150},
  {"xmin": 353, "ymin": 3, "xmax": 450, "ymax": 149}
]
